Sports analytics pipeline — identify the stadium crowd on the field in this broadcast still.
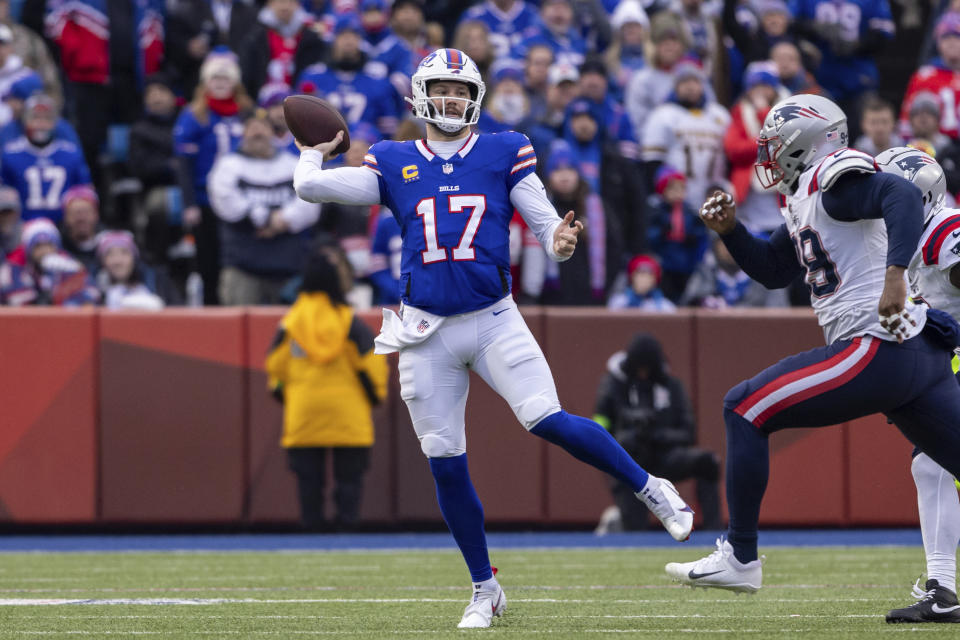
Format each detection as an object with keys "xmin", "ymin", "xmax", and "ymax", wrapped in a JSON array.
[{"xmin": 0, "ymin": 0, "xmax": 952, "ymax": 309}]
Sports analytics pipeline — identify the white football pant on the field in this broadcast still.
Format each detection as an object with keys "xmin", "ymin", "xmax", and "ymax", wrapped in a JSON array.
[{"xmin": 397, "ymin": 297, "xmax": 561, "ymax": 458}]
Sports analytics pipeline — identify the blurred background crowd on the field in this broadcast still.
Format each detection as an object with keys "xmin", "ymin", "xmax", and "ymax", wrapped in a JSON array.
[{"xmin": 0, "ymin": 0, "xmax": 952, "ymax": 311}]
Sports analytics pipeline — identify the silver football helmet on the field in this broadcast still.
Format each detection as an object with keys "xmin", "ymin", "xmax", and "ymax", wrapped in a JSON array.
[
  {"xmin": 876, "ymin": 146, "xmax": 946, "ymax": 223},
  {"xmin": 755, "ymin": 94, "xmax": 849, "ymax": 195}
]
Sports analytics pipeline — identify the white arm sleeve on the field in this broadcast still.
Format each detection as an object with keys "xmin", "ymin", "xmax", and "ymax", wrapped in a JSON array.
[
  {"xmin": 294, "ymin": 149, "xmax": 382, "ymax": 205},
  {"xmin": 509, "ymin": 172, "xmax": 567, "ymax": 262}
]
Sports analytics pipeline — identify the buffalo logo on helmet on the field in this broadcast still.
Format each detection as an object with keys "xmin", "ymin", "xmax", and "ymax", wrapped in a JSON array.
[{"xmin": 895, "ymin": 155, "xmax": 935, "ymax": 180}]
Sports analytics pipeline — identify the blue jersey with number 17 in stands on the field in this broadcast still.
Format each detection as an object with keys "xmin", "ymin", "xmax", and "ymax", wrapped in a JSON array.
[{"xmin": 364, "ymin": 131, "xmax": 538, "ymax": 316}]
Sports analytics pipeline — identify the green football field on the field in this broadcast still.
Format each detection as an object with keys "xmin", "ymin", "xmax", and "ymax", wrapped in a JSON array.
[{"xmin": 1, "ymin": 546, "xmax": 958, "ymax": 638}]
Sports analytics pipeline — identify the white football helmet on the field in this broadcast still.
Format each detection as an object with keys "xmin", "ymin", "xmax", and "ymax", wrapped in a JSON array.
[
  {"xmin": 408, "ymin": 48, "xmax": 486, "ymax": 133},
  {"xmin": 876, "ymin": 146, "xmax": 947, "ymax": 223},
  {"xmin": 755, "ymin": 94, "xmax": 848, "ymax": 195}
]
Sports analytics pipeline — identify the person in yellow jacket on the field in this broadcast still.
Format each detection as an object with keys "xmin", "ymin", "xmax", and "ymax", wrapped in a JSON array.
[{"xmin": 266, "ymin": 252, "xmax": 388, "ymax": 530}]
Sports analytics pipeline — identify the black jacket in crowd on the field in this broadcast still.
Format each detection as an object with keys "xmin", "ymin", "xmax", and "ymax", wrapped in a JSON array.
[
  {"xmin": 166, "ymin": 0, "xmax": 260, "ymax": 95},
  {"xmin": 594, "ymin": 335, "xmax": 697, "ymax": 470},
  {"xmin": 128, "ymin": 110, "xmax": 179, "ymax": 191}
]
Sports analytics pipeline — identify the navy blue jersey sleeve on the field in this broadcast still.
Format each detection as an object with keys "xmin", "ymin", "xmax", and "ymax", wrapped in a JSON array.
[
  {"xmin": 821, "ymin": 171, "xmax": 923, "ymax": 268},
  {"xmin": 721, "ymin": 222, "xmax": 803, "ymax": 289}
]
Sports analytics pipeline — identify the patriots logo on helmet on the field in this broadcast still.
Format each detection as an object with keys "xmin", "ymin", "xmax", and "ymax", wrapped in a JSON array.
[
  {"xmin": 896, "ymin": 155, "xmax": 935, "ymax": 180},
  {"xmin": 773, "ymin": 103, "xmax": 828, "ymax": 131}
]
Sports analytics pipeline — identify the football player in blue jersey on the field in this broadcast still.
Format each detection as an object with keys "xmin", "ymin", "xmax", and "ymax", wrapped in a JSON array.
[
  {"xmin": 293, "ymin": 47, "xmax": 694, "ymax": 629},
  {"xmin": 0, "ymin": 95, "xmax": 92, "ymax": 223}
]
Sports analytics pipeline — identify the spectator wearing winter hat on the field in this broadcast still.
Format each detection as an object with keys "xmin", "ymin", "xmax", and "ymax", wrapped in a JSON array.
[
  {"xmin": 96, "ymin": 230, "xmax": 176, "ymax": 310},
  {"xmin": 580, "ymin": 57, "xmax": 638, "ymax": 159},
  {"xmin": 722, "ymin": 0, "xmax": 794, "ymax": 72},
  {"xmin": 0, "ymin": 217, "xmax": 99, "ymax": 306},
  {"xmin": 724, "ymin": 61, "xmax": 786, "ymax": 236},
  {"xmin": 625, "ymin": 12, "xmax": 695, "ymax": 145},
  {"xmin": 904, "ymin": 92, "xmax": 951, "ymax": 156},
  {"xmin": 0, "ymin": 1, "xmax": 61, "ymax": 110},
  {"xmin": 607, "ymin": 254, "xmax": 676, "ymax": 311},
  {"xmin": 258, "ymin": 83, "xmax": 298, "ymax": 155},
  {"xmin": 642, "ymin": 62, "xmax": 729, "ymax": 212},
  {"xmin": 680, "ymin": 233, "xmax": 787, "ymax": 309},
  {"xmin": 239, "ymin": 0, "xmax": 328, "ymax": 99},
  {"xmin": 603, "ymin": 0, "xmax": 649, "ymax": 102},
  {"xmin": 477, "ymin": 61, "xmax": 532, "ymax": 134},
  {"xmin": 174, "ymin": 47, "xmax": 253, "ymax": 304},
  {"xmin": 0, "ymin": 71, "xmax": 80, "ymax": 147},
  {"xmin": 296, "ymin": 15, "xmax": 404, "ymax": 138},
  {"xmin": 44, "ymin": 0, "xmax": 165, "ymax": 185},
  {"xmin": 1, "ymin": 94, "xmax": 92, "ymax": 224},
  {"xmin": 538, "ymin": 140, "xmax": 619, "ymax": 306},
  {"xmin": 208, "ymin": 113, "xmax": 320, "ymax": 305},
  {"xmin": 527, "ymin": 61, "xmax": 580, "ymax": 154},
  {"xmin": 59, "ymin": 185, "xmax": 102, "ymax": 274},
  {"xmin": 166, "ymin": 0, "xmax": 259, "ymax": 96},
  {"xmin": 791, "ymin": 0, "xmax": 894, "ymax": 140},
  {"xmin": 0, "ymin": 185, "xmax": 20, "ymax": 258},
  {"xmin": 645, "ymin": 166, "xmax": 707, "ymax": 303},
  {"xmin": 359, "ymin": 0, "xmax": 393, "ymax": 48},
  {"xmin": 854, "ymin": 97, "xmax": 903, "ymax": 157},
  {"xmin": 901, "ymin": 13, "xmax": 960, "ymax": 139}
]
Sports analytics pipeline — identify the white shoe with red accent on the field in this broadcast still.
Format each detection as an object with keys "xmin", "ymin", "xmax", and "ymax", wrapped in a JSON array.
[
  {"xmin": 636, "ymin": 476, "xmax": 694, "ymax": 541},
  {"xmin": 457, "ymin": 582, "xmax": 506, "ymax": 628}
]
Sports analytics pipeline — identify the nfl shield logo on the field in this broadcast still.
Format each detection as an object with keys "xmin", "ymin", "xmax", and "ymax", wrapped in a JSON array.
[
  {"xmin": 442, "ymin": 163, "xmax": 454, "ymax": 174},
  {"xmin": 416, "ymin": 319, "xmax": 430, "ymax": 334}
]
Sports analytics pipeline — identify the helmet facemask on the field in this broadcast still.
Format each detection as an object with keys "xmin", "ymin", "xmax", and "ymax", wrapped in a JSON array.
[
  {"xmin": 755, "ymin": 134, "xmax": 785, "ymax": 191},
  {"xmin": 407, "ymin": 49, "xmax": 486, "ymax": 134}
]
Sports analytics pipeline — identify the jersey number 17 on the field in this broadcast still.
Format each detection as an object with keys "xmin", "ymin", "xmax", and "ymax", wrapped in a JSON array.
[{"xmin": 416, "ymin": 195, "xmax": 487, "ymax": 264}]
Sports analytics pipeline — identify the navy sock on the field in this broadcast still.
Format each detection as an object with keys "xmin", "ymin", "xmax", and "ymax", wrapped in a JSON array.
[
  {"xmin": 531, "ymin": 410, "xmax": 649, "ymax": 492},
  {"xmin": 428, "ymin": 454, "xmax": 492, "ymax": 582},
  {"xmin": 723, "ymin": 407, "xmax": 768, "ymax": 564}
]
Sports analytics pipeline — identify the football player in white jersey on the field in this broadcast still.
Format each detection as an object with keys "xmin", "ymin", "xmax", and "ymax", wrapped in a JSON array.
[
  {"xmin": 663, "ymin": 94, "xmax": 960, "ymax": 594},
  {"xmin": 292, "ymin": 48, "xmax": 694, "ymax": 629},
  {"xmin": 876, "ymin": 146, "xmax": 960, "ymax": 624}
]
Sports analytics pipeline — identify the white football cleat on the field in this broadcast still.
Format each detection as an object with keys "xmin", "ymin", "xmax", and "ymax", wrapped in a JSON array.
[
  {"xmin": 636, "ymin": 476, "xmax": 694, "ymax": 541},
  {"xmin": 665, "ymin": 537, "xmax": 763, "ymax": 593},
  {"xmin": 457, "ymin": 582, "xmax": 506, "ymax": 628}
]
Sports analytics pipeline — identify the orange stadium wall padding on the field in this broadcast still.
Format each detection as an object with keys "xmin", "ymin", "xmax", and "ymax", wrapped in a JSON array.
[
  {"xmin": 543, "ymin": 309, "xmax": 697, "ymax": 525},
  {"xmin": 245, "ymin": 308, "xmax": 398, "ymax": 525},
  {"xmin": 0, "ymin": 308, "xmax": 933, "ymax": 526},
  {"xmin": 98, "ymin": 310, "xmax": 247, "ymax": 522},
  {"xmin": 846, "ymin": 414, "xmax": 918, "ymax": 526},
  {"xmin": 0, "ymin": 309, "xmax": 97, "ymax": 522},
  {"xmin": 245, "ymin": 308, "xmax": 298, "ymax": 523}
]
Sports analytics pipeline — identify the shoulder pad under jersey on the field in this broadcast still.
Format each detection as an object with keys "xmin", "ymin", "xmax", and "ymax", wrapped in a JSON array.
[{"xmin": 820, "ymin": 149, "xmax": 878, "ymax": 192}]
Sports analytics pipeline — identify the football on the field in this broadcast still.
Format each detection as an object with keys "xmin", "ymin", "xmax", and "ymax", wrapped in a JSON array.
[{"xmin": 282, "ymin": 94, "xmax": 351, "ymax": 155}]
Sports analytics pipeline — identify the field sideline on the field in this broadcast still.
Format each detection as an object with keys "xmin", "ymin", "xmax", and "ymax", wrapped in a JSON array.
[{"xmin": 1, "ymin": 532, "xmax": 958, "ymax": 639}]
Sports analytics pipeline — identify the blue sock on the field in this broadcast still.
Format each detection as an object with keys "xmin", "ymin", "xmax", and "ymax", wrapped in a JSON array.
[
  {"xmin": 723, "ymin": 407, "xmax": 768, "ymax": 564},
  {"xmin": 531, "ymin": 410, "xmax": 649, "ymax": 492},
  {"xmin": 428, "ymin": 454, "xmax": 492, "ymax": 583}
]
